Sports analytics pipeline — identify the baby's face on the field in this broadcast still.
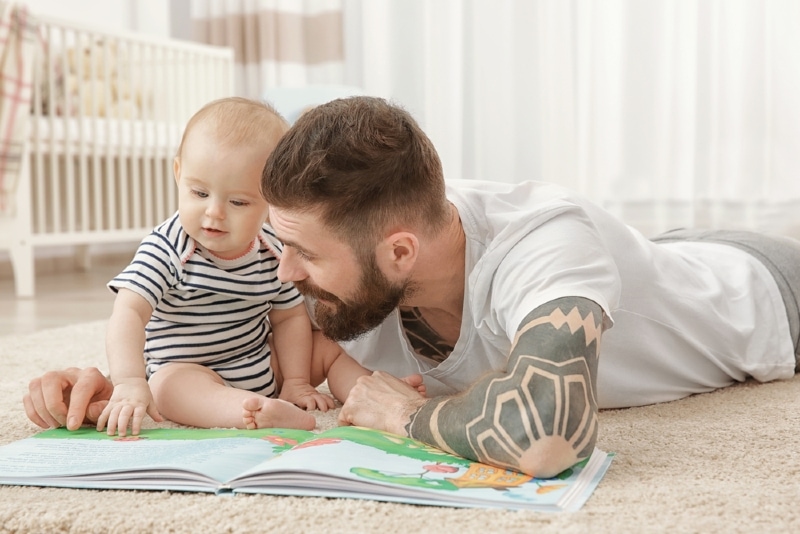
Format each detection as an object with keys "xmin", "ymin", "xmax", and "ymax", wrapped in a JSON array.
[{"xmin": 174, "ymin": 133, "xmax": 270, "ymax": 260}]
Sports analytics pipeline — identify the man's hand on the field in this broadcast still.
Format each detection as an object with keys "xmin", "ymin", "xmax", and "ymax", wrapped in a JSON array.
[
  {"xmin": 23, "ymin": 367, "xmax": 114, "ymax": 430},
  {"xmin": 338, "ymin": 371, "xmax": 427, "ymax": 435}
]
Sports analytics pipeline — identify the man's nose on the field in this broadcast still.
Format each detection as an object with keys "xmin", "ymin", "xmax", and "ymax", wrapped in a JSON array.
[{"xmin": 277, "ymin": 248, "xmax": 307, "ymax": 283}]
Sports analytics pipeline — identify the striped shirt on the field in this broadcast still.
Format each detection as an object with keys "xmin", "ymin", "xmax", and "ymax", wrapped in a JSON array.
[{"xmin": 108, "ymin": 212, "xmax": 304, "ymax": 397}]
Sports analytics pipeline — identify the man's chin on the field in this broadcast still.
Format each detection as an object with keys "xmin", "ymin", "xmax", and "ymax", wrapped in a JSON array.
[
  {"xmin": 314, "ymin": 307, "xmax": 375, "ymax": 343},
  {"xmin": 316, "ymin": 319, "xmax": 369, "ymax": 343},
  {"xmin": 320, "ymin": 327, "xmax": 371, "ymax": 344}
]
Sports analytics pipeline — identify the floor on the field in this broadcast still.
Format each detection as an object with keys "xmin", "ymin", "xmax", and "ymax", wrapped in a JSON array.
[{"xmin": 0, "ymin": 256, "xmax": 130, "ymax": 337}]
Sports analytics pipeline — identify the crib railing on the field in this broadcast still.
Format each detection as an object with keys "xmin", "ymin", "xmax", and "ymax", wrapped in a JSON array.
[{"xmin": 1, "ymin": 15, "xmax": 234, "ymax": 297}]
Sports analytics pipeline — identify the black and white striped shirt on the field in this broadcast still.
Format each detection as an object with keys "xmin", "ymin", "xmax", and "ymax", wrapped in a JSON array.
[{"xmin": 108, "ymin": 212, "xmax": 304, "ymax": 397}]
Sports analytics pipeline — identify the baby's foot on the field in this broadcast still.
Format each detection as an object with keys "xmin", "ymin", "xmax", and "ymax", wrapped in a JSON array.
[{"xmin": 242, "ymin": 396, "xmax": 316, "ymax": 431}]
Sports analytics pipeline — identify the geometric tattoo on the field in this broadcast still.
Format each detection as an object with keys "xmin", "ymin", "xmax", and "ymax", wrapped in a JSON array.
[{"xmin": 406, "ymin": 296, "xmax": 604, "ymax": 477}]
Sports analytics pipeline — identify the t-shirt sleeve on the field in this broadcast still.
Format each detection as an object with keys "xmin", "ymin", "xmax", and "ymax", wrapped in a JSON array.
[
  {"xmin": 270, "ymin": 282, "xmax": 305, "ymax": 310},
  {"xmin": 492, "ymin": 205, "xmax": 620, "ymax": 340},
  {"xmin": 107, "ymin": 232, "xmax": 182, "ymax": 310}
]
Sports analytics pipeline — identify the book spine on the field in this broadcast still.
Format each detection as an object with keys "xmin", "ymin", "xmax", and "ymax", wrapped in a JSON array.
[{"xmin": 215, "ymin": 484, "xmax": 234, "ymax": 496}]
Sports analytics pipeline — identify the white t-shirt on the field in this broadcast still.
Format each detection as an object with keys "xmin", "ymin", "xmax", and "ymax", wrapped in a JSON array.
[{"xmin": 340, "ymin": 180, "xmax": 796, "ymax": 409}]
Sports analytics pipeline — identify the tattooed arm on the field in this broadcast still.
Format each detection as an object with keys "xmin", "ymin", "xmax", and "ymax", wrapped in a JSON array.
[{"xmin": 339, "ymin": 296, "xmax": 604, "ymax": 478}]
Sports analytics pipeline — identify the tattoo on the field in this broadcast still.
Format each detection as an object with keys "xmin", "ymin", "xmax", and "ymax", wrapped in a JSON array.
[
  {"xmin": 400, "ymin": 307, "xmax": 453, "ymax": 363},
  {"xmin": 406, "ymin": 296, "xmax": 603, "ymax": 477}
]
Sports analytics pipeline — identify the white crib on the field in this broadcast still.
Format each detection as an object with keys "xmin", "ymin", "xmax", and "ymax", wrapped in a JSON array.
[{"xmin": 0, "ymin": 14, "xmax": 234, "ymax": 297}]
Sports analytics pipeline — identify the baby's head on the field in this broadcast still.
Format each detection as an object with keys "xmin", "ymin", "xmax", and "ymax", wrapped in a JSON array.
[
  {"xmin": 174, "ymin": 97, "xmax": 288, "ymax": 260},
  {"xmin": 176, "ymin": 97, "xmax": 288, "ymax": 162}
]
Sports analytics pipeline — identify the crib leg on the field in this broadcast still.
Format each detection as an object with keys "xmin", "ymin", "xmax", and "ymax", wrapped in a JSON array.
[{"xmin": 10, "ymin": 241, "xmax": 35, "ymax": 298}]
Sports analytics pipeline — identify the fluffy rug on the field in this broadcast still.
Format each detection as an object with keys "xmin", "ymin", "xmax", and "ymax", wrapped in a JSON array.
[{"xmin": 1, "ymin": 321, "xmax": 799, "ymax": 533}]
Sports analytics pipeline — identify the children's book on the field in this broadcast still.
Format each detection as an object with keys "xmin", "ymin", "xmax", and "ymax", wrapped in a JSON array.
[{"xmin": 0, "ymin": 426, "xmax": 613, "ymax": 512}]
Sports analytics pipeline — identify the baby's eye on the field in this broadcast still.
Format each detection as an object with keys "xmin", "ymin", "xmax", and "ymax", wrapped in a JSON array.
[
  {"xmin": 191, "ymin": 189, "xmax": 208, "ymax": 198},
  {"xmin": 230, "ymin": 200, "xmax": 250, "ymax": 207}
]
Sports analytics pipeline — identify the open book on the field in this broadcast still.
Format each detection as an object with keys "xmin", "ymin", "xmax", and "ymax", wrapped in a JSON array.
[{"xmin": 0, "ymin": 426, "xmax": 613, "ymax": 512}]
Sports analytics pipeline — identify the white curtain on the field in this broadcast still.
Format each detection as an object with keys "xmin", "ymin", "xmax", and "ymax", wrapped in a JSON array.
[
  {"xmin": 343, "ymin": 0, "xmax": 800, "ymax": 237},
  {"xmin": 191, "ymin": 0, "xmax": 345, "ymax": 99}
]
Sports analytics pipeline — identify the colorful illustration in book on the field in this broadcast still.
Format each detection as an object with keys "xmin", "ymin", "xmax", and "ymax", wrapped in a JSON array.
[
  {"xmin": 113, "ymin": 436, "xmax": 149, "ymax": 442},
  {"xmin": 18, "ymin": 425, "xmax": 611, "ymax": 510},
  {"xmin": 35, "ymin": 425, "xmax": 586, "ymax": 498},
  {"xmin": 261, "ymin": 434, "xmax": 300, "ymax": 453},
  {"xmin": 269, "ymin": 426, "xmax": 581, "ymax": 494},
  {"xmin": 351, "ymin": 457, "xmax": 575, "ymax": 493}
]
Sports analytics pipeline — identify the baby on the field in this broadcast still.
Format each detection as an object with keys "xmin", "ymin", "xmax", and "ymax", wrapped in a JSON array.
[{"xmin": 97, "ymin": 97, "xmax": 371, "ymax": 436}]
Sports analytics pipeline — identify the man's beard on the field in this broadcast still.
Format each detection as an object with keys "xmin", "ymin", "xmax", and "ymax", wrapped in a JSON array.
[{"xmin": 294, "ymin": 256, "xmax": 414, "ymax": 342}]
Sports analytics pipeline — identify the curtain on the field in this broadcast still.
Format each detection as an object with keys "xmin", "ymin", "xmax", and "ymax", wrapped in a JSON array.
[
  {"xmin": 0, "ymin": 1, "xmax": 37, "ymax": 214},
  {"xmin": 190, "ymin": 0, "xmax": 345, "ymax": 99},
  {"xmin": 343, "ymin": 0, "xmax": 800, "ymax": 238}
]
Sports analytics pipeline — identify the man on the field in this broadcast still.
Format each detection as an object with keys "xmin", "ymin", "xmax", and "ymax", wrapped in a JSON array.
[{"xmin": 24, "ymin": 96, "xmax": 800, "ymax": 478}]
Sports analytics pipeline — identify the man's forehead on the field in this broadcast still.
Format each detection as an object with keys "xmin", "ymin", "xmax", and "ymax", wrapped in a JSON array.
[
  {"xmin": 268, "ymin": 206, "xmax": 324, "ymax": 243},
  {"xmin": 269, "ymin": 206, "xmax": 304, "ymax": 232},
  {"xmin": 269, "ymin": 204, "xmax": 310, "ymax": 227},
  {"xmin": 268, "ymin": 206, "xmax": 355, "ymax": 258}
]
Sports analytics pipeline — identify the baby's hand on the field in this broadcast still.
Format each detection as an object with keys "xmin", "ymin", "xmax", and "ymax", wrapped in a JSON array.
[
  {"xmin": 280, "ymin": 378, "xmax": 336, "ymax": 412},
  {"xmin": 401, "ymin": 374, "xmax": 427, "ymax": 397},
  {"xmin": 96, "ymin": 378, "xmax": 163, "ymax": 437}
]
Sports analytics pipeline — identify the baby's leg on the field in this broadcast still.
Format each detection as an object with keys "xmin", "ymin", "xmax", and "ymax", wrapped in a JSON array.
[{"xmin": 149, "ymin": 363, "xmax": 315, "ymax": 430}]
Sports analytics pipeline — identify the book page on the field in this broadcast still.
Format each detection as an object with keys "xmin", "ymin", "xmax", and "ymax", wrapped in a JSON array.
[
  {"xmin": 0, "ymin": 426, "xmax": 612, "ymax": 510},
  {"xmin": 0, "ymin": 427, "xmax": 314, "ymax": 490},
  {"xmin": 231, "ymin": 426, "xmax": 613, "ymax": 512}
]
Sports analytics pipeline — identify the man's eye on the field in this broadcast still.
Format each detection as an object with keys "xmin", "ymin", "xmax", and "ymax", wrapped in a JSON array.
[{"xmin": 294, "ymin": 248, "xmax": 311, "ymax": 261}]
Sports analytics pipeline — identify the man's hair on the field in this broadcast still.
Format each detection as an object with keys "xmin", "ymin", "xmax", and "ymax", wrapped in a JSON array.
[
  {"xmin": 177, "ymin": 96, "xmax": 288, "ymax": 158},
  {"xmin": 261, "ymin": 96, "xmax": 449, "ymax": 252}
]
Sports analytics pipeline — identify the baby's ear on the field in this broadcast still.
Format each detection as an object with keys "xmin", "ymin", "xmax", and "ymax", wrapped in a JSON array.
[{"xmin": 172, "ymin": 157, "xmax": 181, "ymax": 183}]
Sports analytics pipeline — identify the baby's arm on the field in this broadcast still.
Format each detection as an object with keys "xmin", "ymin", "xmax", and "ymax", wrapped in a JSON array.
[
  {"xmin": 96, "ymin": 289, "xmax": 163, "ymax": 436},
  {"xmin": 270, "ymin": 304, "xmax": 335, "ymax": 411},
  {"xmin": 312, "ymin": 334, "xmax": 371, "ymax": 403},
  {"xmin": 309, "ymin": 333, "xmax": 426, "ymax": 403}
]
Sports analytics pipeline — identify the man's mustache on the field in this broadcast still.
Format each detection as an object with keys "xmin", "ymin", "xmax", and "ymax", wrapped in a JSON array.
[{"xmin": 294, "ymin": 280, "xmax": 342, "ymax": 304}]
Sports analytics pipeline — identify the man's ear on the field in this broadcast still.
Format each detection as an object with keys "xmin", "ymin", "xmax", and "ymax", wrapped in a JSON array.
[
  {"xmin": 173, "ymin": 157, "xmax": 180, "ymax": 186},
  {"xmin": 379, "ymin": 231, "xmax": 419, "ymax": 275}
]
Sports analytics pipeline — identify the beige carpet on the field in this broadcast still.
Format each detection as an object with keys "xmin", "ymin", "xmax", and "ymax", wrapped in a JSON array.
[{"xmin": 1, "ymin": 321, "xmax": 799, "ymax": 534}]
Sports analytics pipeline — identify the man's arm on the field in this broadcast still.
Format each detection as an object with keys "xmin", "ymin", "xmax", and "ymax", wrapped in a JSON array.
[{"xmin": 407, "ymin": 296, "xmax": 604, "ymax": 478}]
